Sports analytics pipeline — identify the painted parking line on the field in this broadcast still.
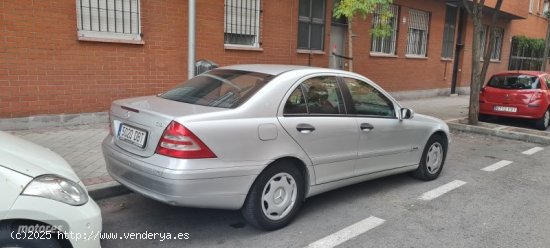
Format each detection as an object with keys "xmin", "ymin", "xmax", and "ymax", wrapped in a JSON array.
[
  {"xmin": 419, "ymin": 180, "xmax": 467, "ymax": 201},
  {"xmin": 305, "ymin": 216, "xmax": 385, "ymax": 248},
  {"xmin": 482, "ymin": 160, "xmax": 513, "ymax": 172},
  {"xmin": 522, "ymin": 147, "xmax": 544, "ymax": 155}
]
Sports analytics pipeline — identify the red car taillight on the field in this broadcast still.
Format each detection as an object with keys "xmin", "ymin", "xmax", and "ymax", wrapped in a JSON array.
[
  {"xmin": 155, "ymin": 121, "xmax": 216, "ymax": 159},
  {"xmin": 479, "ymin": 88, "xmax": 486, "ymax": 103},
  {"xmin": 528, "ymin": 91, "xmax": 544, "ymax": 107}
]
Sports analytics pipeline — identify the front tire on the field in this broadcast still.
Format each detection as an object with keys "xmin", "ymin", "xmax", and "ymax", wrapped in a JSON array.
[
  {"xmin": 241, "ymin": 161, "xmax": 305, "ymax": 231},
  {"xmin": 0, "ymin": 222, "xmax": 62, "ymax": 248},
  {"xmin": 535, "ymin": 108, "xmax": 550, "ymax": 131},
  {"xmin": 412, "ymin": 134, "xmax": 448, "ymax": 181}
]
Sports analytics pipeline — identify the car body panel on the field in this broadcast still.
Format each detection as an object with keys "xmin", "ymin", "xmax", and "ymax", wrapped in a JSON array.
[
  {"xmin": 5, "ymin": 196, "xmax": 102, "ymax": 248},
  {"xmin": 103, "ymin": 64, "xmax": 450, "ymax": 210},
  {"xmin": 0, "ymin": 131, "xmax": 80, "ymax": 182},
  {"xmin": 0, "ymin": 166, "xmax": 32, "ymax": 220}
]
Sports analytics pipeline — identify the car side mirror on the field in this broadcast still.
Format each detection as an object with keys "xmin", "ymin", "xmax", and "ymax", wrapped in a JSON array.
[{"xmin": 400, "ymin": 108, "xmax": 414, "ymax": 120}]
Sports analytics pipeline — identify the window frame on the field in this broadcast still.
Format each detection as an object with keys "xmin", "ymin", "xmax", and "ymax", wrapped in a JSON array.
[
  {"xmin": 297, "ymin": 0, "xmax": 326, "ymax": 51},
  {"xmin": 224, "ymin": 0, "xmax": 262, "ymax": 48},
  {"xmin": 441, "ymin": 4, "xmax": 458, "ymax": 59},
  {"xmin": 339, "ymin": 77, "xmax": 398, "ymax": 119},
  {"xmin": 406, "ymin": 9, "xmax": 430, "ymax": 57},
  {"xmin": 370, "ymin": 4, "xmax": 399, "ymax": 56},
  {"xmin": 282, "ymin": 74, "xmax": 347, "ymax": 117},
  {"xmin": 76, "ymin": 0, "xmax": 143, "ymax": 43}
]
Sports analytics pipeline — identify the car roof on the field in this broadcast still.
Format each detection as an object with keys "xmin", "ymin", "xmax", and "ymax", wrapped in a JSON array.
[
  {"xmin": 493, "ymin": 70, "xmax": 547, "ymax": 77},
  {"xmin": 218, "ymin": 64, "xmax": 344, "ymax": 76}
]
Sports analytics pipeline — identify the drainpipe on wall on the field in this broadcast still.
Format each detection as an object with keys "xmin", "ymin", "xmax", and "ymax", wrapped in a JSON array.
[{"xmin": 188, "ymin": 0, "xmax": 196, "ymax": 79}]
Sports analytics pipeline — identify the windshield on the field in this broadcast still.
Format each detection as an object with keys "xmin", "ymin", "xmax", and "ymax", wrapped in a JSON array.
[
  {"xmin": 487, "ymin": 74, "xmax": 541, "ymax": 90},
  {"xmin": 160, "ymin": 69, "xmax": 274, "ymax": 108}
]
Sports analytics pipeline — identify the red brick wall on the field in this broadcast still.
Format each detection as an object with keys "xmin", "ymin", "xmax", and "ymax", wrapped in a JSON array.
[
  {"xmin": 350, "ymin": 0, "xmax": 452, "ymax": 92},
  {"xmin": 0, "ymin": 0, "xmax": 332, "ymax": 118},
  {"xmin": 0, "ymin": 0, "xmax": 546, "ymax": 118}
]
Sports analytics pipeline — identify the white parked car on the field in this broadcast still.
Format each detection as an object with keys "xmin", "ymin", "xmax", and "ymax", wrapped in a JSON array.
[{"xmin": 0, "ymin": 131, "xmax": 102, "ymax": 248}]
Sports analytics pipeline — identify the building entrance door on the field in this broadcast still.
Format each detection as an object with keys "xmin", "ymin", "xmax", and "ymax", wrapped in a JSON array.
[{"xmin": 329, "ymin": 24, "xmax": 346, "ymax": 70}]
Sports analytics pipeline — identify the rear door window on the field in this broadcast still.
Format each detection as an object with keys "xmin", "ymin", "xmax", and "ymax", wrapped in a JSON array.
[
  {"xmin": 487, "ymin": 74, "xmax": 541, "ymax": 90},
  {"xmin": 160, "ymin": 69, "xmax": 274, "ymax": 108},
  {"xmin": 283, "ymin": 76, "xmax": 345, "ymax": 115}
]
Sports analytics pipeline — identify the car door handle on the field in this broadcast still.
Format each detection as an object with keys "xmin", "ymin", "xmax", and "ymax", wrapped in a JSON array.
[
  {"xmin": 296, "ymin": 123, "xmax": 315, "ymax": 133},
  {"xmin": 360, "ymin": 123, "xmax": 374, "ymax": 132}
]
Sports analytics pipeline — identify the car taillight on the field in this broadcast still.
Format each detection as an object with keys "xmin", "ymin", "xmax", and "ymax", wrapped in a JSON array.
[
  {"xmin": 528, "ymin": 91, "xmax": 544, "ymax": 107},
  {"xmin": 155, "ymin": 121, "xmax": 216, "ymax": 159},
  {"xmin": 479, "ymin": 88, "xmax": 485, "ymax": 103}
]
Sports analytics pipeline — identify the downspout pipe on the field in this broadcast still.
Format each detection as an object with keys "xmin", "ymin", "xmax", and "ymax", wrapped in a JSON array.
[{"xmin": 188, "ymin": 0, "xmax": 196, "ymax": 79}]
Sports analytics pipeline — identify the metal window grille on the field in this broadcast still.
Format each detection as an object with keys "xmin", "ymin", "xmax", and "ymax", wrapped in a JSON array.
[
  {"xmin": 371, "ymin": 5, "xmax": 399, "ymax": 55},
  {"xmin": 508, "ymin": 36, "xmax": 545, "ymax": 71},
  {"xmin": 224, "ymin": 0, "xmax": 261, "ymax": 47},
  {"xmin": 490, "ymin": 28, "xmax": 504, "ymax": 60},
  {"xmin": 76, "ymin": 0, "xmax": 140, "ymax": 35},
  {"xmin": 406, "ymin": 9, "xmax": 429, "ymax": 56},
  {"xmin": 479, "ymin": 25, "xmax": 488, "ymax": 56},
  {"xmin": 297, "ymin": 0, "xmax": 325, "ymax": 50},
  {"xmin": 441, "ymin": 5, "xmax": 457, "ymax": 59}
]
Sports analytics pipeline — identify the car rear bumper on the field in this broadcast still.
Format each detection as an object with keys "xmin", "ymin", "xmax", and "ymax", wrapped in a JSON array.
[
  {"xmin": 479, "ymin": 102, "xmax": 546, "ymax": 119},
  {"xmin": 102, "ymin": 136, "xmax": 265, "ymax": 210}
]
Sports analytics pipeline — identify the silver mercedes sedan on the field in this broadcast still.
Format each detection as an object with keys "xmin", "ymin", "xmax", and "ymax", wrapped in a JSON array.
[{"xmin": 102, "ymin": 64, "xmax": 450, "ymax": 230}]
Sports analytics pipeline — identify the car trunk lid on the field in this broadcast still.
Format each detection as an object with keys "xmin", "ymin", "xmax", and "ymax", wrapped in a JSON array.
[
  {"xmin": 483, "ymin": 86, "xmax": 537, "ymax": 105},
  {"xmin": 110, "ymin": 95, "xmax": 226, "ymax": 157}
]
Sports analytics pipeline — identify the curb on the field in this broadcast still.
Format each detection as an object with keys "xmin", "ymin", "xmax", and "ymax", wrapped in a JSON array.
[
  {"xmin": 86, "ymin": 181, "xmax": 131, "ymax": 201},
  {"xmin": 447, "ymin": 120, "xmax": 550, "ymax": 145}
]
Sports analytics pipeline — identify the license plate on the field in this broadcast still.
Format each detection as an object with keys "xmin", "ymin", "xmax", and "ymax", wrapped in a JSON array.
[
  {"xmin": 494, "ymin": 106, "xmax": 517, "ymax": 113},
  {"xmin": 117, "ymin": 124, "xmax": 148, "ymax": 148}
]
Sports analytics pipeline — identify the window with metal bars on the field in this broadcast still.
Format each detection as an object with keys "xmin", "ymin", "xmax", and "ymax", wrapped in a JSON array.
[
  {"xmin": 490, "ymin": 27, "xmax": 504, "ymax": 60},
  {"xmin": 371, "ymin": 4, "xmax": 399, "ymax": 55},
  {"xmin": 224, "ymin": 0, "xmax": 261, "ymax": 47},
  {"xmin": 479, "ymin": 26, "xmax": 504, "ymax": 61},
  {"xmin": 297, "ymin": 0, "xmax": 326, "ymax": 51},
  {"xmin": 441, "ymin": 5, "xmax": 457, "ymax": 59},
  {"xmin": 406, "ymin": 9, "xmax": 430, "ymax": 57},
  {"xmin": 76, "ymin": 0, "xmax": 141, "ymax": 42}
]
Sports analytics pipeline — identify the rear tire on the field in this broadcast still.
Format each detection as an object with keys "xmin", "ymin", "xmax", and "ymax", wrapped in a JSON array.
[
  {"xmin": 241, "ymin": 161, "xmax": 305, "ymax": 231},
  {"xmin": 535, "ymin": 108, "xmax": 550, "ymax": 131},
  {"xmin": 412, "ymin": 134, "xmax": 448, "ymax": 181},
  {"xmin": 478, "ymin": 114, "xmax": 489, "ymax": 122}
]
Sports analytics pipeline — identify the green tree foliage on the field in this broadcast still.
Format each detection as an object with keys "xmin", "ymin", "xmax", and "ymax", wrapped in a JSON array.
[{"xmin": 333, "ymin": 0, "xmax": 393, "ymax": 37}]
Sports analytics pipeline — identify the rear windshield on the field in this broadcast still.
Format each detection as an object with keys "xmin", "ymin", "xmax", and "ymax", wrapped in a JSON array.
[
  {"xmin": 160, "ymin": 69, "xmax": 274, "ymax": 108},
  {"xmin": 487, "ymin": 74, "xmax": 541, "ymax": 90}
]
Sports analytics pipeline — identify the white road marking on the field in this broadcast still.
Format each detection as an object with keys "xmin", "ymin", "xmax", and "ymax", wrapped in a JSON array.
[
  {"xmin": 482, "ymin": 160, "xmax": 513, "ymax": 172},
  {"xmin": 418, "ymin": 180, "xmax": 467, "ymax": 201},
  {"xmin": 305, "ymin": 216, "xmax": 385, "ymax": 248},
  {"xmin": 522, "ymin": 147, "xmax": 544, "ymax": 155}
]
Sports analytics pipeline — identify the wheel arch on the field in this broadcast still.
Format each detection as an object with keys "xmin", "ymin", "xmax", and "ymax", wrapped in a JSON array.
[{"xmin": 0, "ymin": 218, "xmax": 73, "ymax": 248}]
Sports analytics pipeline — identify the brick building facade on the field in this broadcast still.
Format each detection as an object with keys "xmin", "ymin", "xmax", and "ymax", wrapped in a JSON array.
[{"xmin": 0, "ymin": 0, "xmax": 548, "ymax": 120}]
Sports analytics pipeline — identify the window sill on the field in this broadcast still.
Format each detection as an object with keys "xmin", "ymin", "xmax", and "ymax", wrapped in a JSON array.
[
  {"xmin": 480, "ymin": 59, "xmax": 502, "ymax": 63},
  {"xmin": 405, "ymin": 55, "xmax": 428, "ymax": 59},
  {"xmin": 370, "ymin": 52, "xmax": 398, "ymax": 58},
  {"xmin": 224, "ymin": 45, "xmax": 263, "ymax": 51},
  {"xmin": 78, "ymin": 36, "xmax": 145, "ymax": 45},
  {"xmin": 297, "ymin": 49, "xmax": 325, "ymax": 55},
  {"xmin": 441, "ymin": 58, "xmax": 453, "ymax": 62}
]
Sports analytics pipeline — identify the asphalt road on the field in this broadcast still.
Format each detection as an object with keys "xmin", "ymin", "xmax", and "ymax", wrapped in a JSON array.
[{"xmin": 97, "ymin": 131, "xmax": 550, "ymax": 248}]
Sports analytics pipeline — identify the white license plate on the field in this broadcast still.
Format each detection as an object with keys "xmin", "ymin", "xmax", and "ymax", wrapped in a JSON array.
[
  {"xmin": 118, "ymin": 124, "xmax": 148, "ymax": 148},
  {"xmin": 494, "ymin": 106, "xmax": 517, "ymax": 113}
]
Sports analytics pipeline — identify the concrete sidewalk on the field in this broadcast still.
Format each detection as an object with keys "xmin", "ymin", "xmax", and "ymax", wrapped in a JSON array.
[{"xmin": 4, "ymin": 95, "xmax": 548, "ymax": 198}]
